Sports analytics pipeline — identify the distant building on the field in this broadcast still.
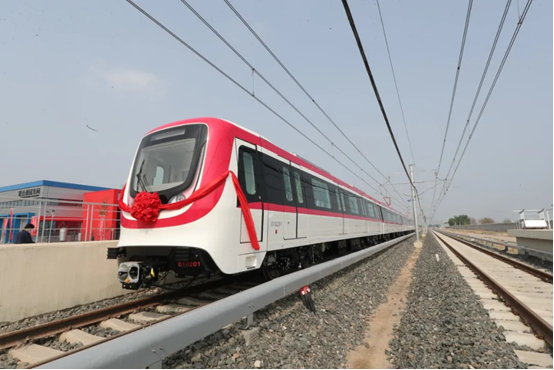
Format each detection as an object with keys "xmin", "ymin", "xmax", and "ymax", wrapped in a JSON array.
[{"xmin": 0, "ymin": 180, "xmax": 120, "ymax": 243}]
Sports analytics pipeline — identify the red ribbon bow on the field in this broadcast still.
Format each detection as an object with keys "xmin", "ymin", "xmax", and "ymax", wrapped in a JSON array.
[{"xmin": 118, "ymin": 171, "xmax": 260, "ymax": 250}]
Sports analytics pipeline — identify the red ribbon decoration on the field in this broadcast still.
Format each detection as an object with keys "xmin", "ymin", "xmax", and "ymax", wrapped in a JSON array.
[{"xmin": 118, "ymin": 171, "xmax": 260, "ymax": 251}]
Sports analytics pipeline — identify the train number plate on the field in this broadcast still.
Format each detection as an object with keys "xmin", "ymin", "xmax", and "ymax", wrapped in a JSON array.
[{"xmin": 177, "ymin": 261, "xmax": 201, "ymax": 268}]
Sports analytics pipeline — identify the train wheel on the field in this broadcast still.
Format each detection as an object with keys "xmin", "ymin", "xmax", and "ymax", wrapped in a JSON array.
[{"xmin": 261, "ymin": 263, "xmax": 281, "ymax": 281}]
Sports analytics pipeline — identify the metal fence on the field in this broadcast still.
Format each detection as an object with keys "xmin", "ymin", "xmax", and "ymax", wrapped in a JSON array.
[
  {"xmin": 447, "ymin": 221, "xmax": 554, "ymax": 232},
  {"xmin": 447, "ymin": 223, "xmax": 519, "ymax": 232},
  {"xmin": 0, "ymin": 196, "xmax": 120, "ymax": 244},
  {"xmin": 447, "ymin": 208, "xmax": 554, "ymax": 232}
]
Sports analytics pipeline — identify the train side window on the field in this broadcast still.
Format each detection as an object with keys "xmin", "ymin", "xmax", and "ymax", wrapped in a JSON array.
[
  {"xmin": 335, "ymin": 190, "xmax": 342, "ymax": 212},
  {"xmin": 242, "ymin": 152, "xmax": 257, "ymax": 195},
  {"xmin": 360, "ymin": 199, "xmax": 367, "ymax": 216},
  {"xmin": 293, "ymin": 171, "xmax": 304, "ymax": 204},
  {"xmin": 262, "ymin": 155, "xmax": 283, "ymax": 205},
  {"xmin": 282, "ymin": 167, "xmax": 294, "ymax": 202},
  {"xmin": 376, "ymin": 205, "xmax": 383, "ymax": 220},
  {"xmin": 340, "ymin": 191, "xmax": 348, "ymax": 213},
  {"xmin": 367, "ymin": 203, "xmax": 376, "ymax": 218},
  {"xmin": 311, "ymin": 178, "xmax": 331, "ymax": 209},
  {"xmin": 348, "ymin": 195, "xmax": 359, "ymax": 214}
]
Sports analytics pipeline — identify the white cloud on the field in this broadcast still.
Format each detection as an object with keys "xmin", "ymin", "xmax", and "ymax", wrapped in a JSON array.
[{"xmin": 82, "ymin": 62, "xmax": 166, "ymax": 96}]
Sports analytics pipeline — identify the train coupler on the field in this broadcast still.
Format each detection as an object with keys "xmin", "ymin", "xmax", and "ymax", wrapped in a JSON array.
[{"xmin": 117, "ymin": 262, "xmax": 158, "ymax": 290}]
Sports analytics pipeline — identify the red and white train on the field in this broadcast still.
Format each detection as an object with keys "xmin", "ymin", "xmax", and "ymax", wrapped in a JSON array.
[{"xmin": 109, "ymin": 117, "xmax": 414, "ymax": 289}]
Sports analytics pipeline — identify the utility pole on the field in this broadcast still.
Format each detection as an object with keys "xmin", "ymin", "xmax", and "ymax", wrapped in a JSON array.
[{"xmin": 410, "ymin": 164, "xmax": 420, "ymax": 241}]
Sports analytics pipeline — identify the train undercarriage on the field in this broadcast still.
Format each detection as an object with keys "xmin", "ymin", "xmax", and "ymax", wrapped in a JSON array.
[{"xmin": 109, "ymin": 230, "xmax": 412, "ymax": 290}]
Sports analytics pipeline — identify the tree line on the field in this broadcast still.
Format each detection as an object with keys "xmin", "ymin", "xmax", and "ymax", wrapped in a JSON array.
[{"xmin": 447, "ymin": 214, "xmax": 512, "ymax": 226}]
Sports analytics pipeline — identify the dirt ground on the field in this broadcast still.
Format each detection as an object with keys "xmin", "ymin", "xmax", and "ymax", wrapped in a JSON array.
[{"xmin": 447, "ymin": 229, "xmax": 516, "ymax": 243}]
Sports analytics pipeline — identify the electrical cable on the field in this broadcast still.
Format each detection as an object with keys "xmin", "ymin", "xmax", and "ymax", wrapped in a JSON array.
[
  {"xmin": 223, "ymin": 0, "xmax": 409, "ymax": 207},
  {"xmin": 125, "ymin": 0, "xmax": 400, "ymax": 206},
  {"xmin": 375, "ymin": 0, "xmax": 415, "ymax": 164},
  {"xmin": 445, "ymin": 0, "xmax": 533, "ymax": 193},
  {"xmin": 178, "ymin": 0, "xmax": 410, "ymax": 207},
  {"xmin": 431, "ymin": 0, "xmax": 474, "ymax": 213},
  {"xmin": 442, "ymin": 0, "xmax": 512, "ymax": 190},
  {"xmin": 433, "ymin": 0, "xmax": 533, "ymax": 222},
  {"xmin": 341, "ymin": 0, "xmax": 427, "ymax": 223}
]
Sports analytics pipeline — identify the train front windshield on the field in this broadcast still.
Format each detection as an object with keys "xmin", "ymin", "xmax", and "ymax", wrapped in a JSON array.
[{"xmin": 130, "ymin": 124, "xmax": 208, "ymax": 203}]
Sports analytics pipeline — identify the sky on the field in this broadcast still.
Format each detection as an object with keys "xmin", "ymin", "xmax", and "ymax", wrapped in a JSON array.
[{"xmin": 1, "ymin": 0, "xmax": 552, "ymax": 224}]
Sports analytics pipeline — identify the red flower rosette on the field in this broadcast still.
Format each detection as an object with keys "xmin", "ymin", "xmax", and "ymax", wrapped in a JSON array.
[{"xmin": 130, "ymin": 191, "xmax": 162, "ymax": 223}]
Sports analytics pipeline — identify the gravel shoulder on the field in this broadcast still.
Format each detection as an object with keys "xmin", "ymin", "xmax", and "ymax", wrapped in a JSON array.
[
  {"xmin": 388, "ymin": 233, "xmax": 526, "ymax": 369},
  {"xmin": 165, "ymin": 238, "xmax": 416, "ymax": 369}
]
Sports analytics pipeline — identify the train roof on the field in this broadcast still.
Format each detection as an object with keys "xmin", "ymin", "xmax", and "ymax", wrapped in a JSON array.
[{"xmin": 147, "ymin": 117, "xmax": 410, "ymax": 219}]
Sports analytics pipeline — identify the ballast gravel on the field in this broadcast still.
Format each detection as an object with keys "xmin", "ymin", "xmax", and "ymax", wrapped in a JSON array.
[
  {"xmin": 0, "ymin": 349, "xmax": 24, "ymax": 369},
  {"xmin": 165, "ymin": 237, "xmax": 415, "ymax": 369},
  {"xmin": 495, "ymin": 251, "xmax": 552, "ymax": 273},
  {"xmin": 35, "ymin": 335, "xmax": 83, "ymax": 352},
  {"xmin": 81, "ymin": 325, "xmax": 120, "ymax": 338},
  {"xmin": 388, "ymin": 233, "xmax": 526, "ymax": 369}
]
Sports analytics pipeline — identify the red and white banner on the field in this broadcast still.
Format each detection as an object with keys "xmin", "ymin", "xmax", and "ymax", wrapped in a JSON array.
[
  {"xmin": 1, "ymin": 218, "xmax": 7, "ymax": 242},
  {"xmin": 9, "ymin": 208, "xmax": 13, "ymax": 241},
  {"xmin": 30, "ymin": 216, "xmax": 39, "ymax": 236},
  {"xmin": 98, "ymin": 216, "xmax": 106, "ymax": 241}
]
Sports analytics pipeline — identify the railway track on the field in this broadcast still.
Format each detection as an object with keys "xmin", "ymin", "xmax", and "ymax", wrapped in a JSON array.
[
  {"xmin": 433, "ymin": 230, "xmax": 553, "ymax": 352},
  {"xmin": 0, "ymin": 235, "xmax": 413, "ymax": 369},
  {"xmin": 440, "ymin": 230, "xmax": 553, "ymax": 283},
  {"xmin": 0, "ymin": 276, "xmax": 260, "ymax": 369}
]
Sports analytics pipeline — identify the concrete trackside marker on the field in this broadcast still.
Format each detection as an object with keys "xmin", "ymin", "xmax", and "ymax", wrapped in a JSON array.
[
  {"xmin": 156, "ymin": 304, "xmax": 192, "ymax": 314},
  {"xmin": 129, "ymin": 312, "xmax": 170, "ymax": 323},
  {"xmin": 100, "ymin": 318, "xmax": 141, "ymax": 332},
  {"xmin": 9, "ymin": 344, "xmax": 64, "ymax": 366},
  {"xmin": 59, "ymin": 329, "xmax": 103, "ymax": 346},
  {"xmin": 347, "ymin": 242, "xmax": 422, "ymax": 369}
]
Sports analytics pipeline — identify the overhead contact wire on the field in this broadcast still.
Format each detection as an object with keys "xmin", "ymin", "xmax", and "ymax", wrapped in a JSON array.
[
  {"xmin": 223, "ymin": 0, "xmax": 409, "ymax": 206},
  {"xmin": 126, "ymin": 0, "xmax": 392, "ymax": 203}
]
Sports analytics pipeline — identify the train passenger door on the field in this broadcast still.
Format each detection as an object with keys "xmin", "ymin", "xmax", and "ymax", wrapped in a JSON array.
[
  {"xmin": 358, "ymin": 198, "xmax": 369, "ymax": 234},
  {"xmin": 236, "ymin": 139, "xmax": 264, "ymax": 247},
  {"xmin": 280, "ymin": 162, "xmax": 297, "ymax": 240},
  {"xmin": 281, "ymin": 162, "xmax": 307, "ymax": 240},
  {"xmin": 333, "ymin": 189, "xmax": 345, "ymax": 235},
  {"xmin": 291, "ymin": 165, "xmax": 307, "ymax": 239},
  {"xmin": 338, "ymin": 190, "xmax": 347, "ymax": 235}
]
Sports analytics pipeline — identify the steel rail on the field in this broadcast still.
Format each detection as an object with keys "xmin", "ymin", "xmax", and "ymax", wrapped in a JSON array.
[
  {"xmin": 37, "ymin": 233, "xmax": 414, "ymax": 369},
  {"xmin": 433, "ymin": 231, "xmax": 553, "ymax": 347},
  {"xmin": 438, "ymin": 230, "xmax": 552, "ymax": 284},
  {"xmin": 0, "ymin": 278, "xmax": 235, "ymax": 350}
]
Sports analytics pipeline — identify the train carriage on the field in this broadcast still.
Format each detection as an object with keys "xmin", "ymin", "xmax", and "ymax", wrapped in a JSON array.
[{"xmin": 109, "ymin": 117, "xmax": 414, "ymax": 289}]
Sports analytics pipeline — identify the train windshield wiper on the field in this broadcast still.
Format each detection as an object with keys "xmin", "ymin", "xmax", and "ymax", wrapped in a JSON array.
[{"xmin": 136, "ymin": 159, "xmax": 151, "ymax": 192}]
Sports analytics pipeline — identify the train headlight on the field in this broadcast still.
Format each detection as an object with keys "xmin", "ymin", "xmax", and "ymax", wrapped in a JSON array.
[{"xmin": 169, "ymin": 194, "xmax": 186, "ymax": 204}]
